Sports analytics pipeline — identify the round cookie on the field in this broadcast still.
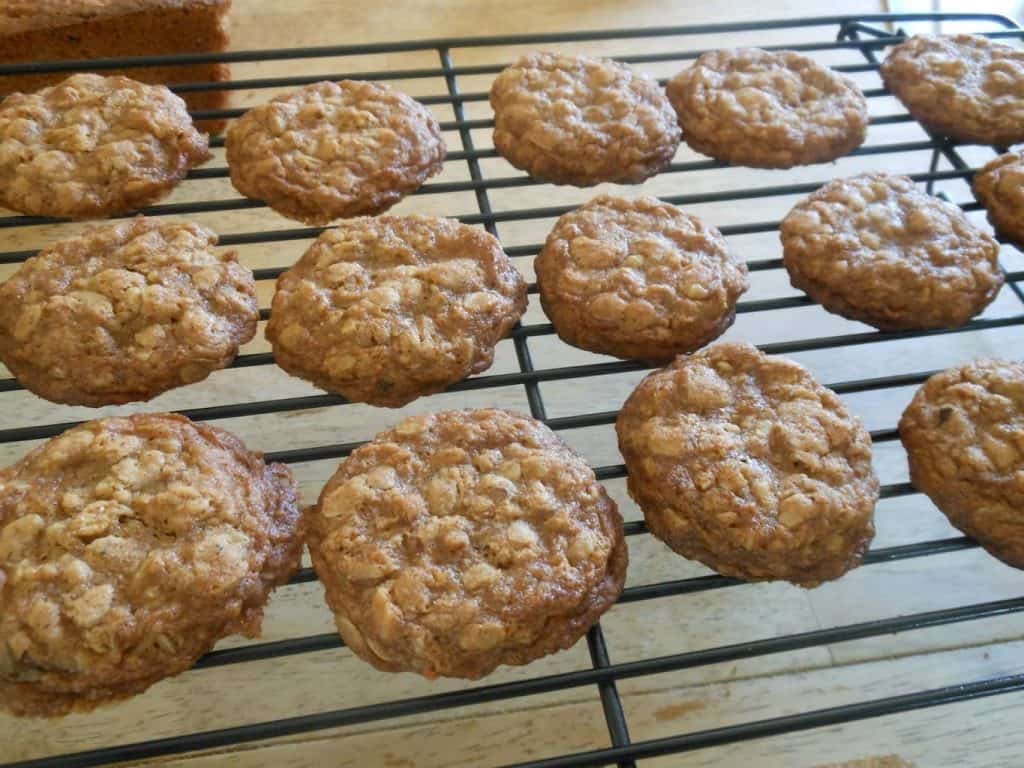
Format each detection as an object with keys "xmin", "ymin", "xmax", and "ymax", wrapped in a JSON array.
[
  {"xmin": 265, "ymin": 216, "xmax": 527, "ymax": 408},
  {"xmin": 0, "ymin": 217, "xmax": 259, "ymax": 407},
  {"xmin": 0, "ymin": 73, "xmax": 209, "ymax": 219},
  {"xmin": 666, "ymin": 48, "xmax": 868, "ymax": 169},
  {"xmin": 880, "ymin": 35, "xmax": 1024, "ymax": 147},
  {"xmin": 616, "ymin": 342, "xmax": 878, "ymax": 587},
  {"xmin": 0, "ymin": 413, "xmax": 302, "ymax": 717},
  {"xmin": 899, "ymin": 359, "xmax": 1024, "ymax": 569},
  {"xmin": 489, "ymin": 52, "xmax": 681, "ymax": 186},
  {"xmin": 973, "ymin": 151, "xmax": 1024, "ymax": 247},
  {"xmin": 781, "ymin": 173, "xmax": 1003, "ymax": 331},
  {"xmin": 226, "ymin": 80, "xmax": 446, "ymax": 225},
  {"xmin": 535, "ymin": 194, "xmax": 749, "ymax": 361},
  {"xmin": 307, "ymin": 408, "xmax": 627, "ymax": 678}
]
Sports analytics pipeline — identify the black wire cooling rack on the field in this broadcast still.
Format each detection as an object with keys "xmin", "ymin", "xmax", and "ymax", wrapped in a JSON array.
[{"xmin": 3, "ymin": 11, "xmax": 1024, "ymax": 768}]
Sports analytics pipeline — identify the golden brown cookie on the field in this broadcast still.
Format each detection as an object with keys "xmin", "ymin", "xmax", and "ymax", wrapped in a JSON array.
[
  {"xmin": 0, "ymin": 73, "xmax": 209, "ymax": 219},
  {"xmin": 307, "ymin": 408, "xmax": 626, "ymax": 678},
  {"xmin": 666, "ymin": 48, "xmax": 868, "ymax": 169},
  {"xmin": 973, "ymin": 151, "xmax": 1024, "ymax": 247},
  {"xmin": 616, "ymin": 342, "xmax": 878, "ymax": 587},
  {"xmin": 899, "ymin": 359, "xmax": 1024, "ymax": 569},
  {"xmin": 781, "ymin": 173, "xmax": 1003, "ymax": 331},
  {"xmin": 225, "ymin": 80, "xmax": 446, "ymax": 225},
  {"xmin": 880, "ymin": 35, "xmax": 1024, "ymax": 147},
  {"xmin": 535, "ymin": 194, "xmax": 748, "ymax": 361},
  {"xmin": 266, "ymin": 216, "xmax": 527, "ymax": 408},
  {"xmin": 0, "ymin": 217, "xmax": 258, "ymax": 407},
  {"xmin": 0, "ymin": 413, "xmax": 302, "ymax": 717},
  {"xmin": 489, "ymin": 52, "xmax": 681, "ymax": 186}
]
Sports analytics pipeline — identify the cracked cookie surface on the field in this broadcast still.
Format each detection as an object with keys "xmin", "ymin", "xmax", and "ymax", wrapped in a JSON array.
[
  {"xmin": 307, "ymin": 408, "xmax": 626, "ymax": 678},
  {"xmin": 0, "ymin": 413, "xmax": 302, "ymax": 717},
  {"xmin": 0, "ymin": 73, "xmax": 209, "ymax": 219},
  {"xmin": 226, "ymin": 80, "xmax": 445, "ymax": 225},
  {"xmin": 265, "ymin": 216, "xmax": 527, "ymax": 407},
  {"xmin": 900, "ymin": 359, "xmax": 1024, "ymax": 569},
  {"xmin": 616, "ymin": 342, "xmax": 878, "ymax": 587},
  {"xmin": 973, "ymin": 150, "xmax": 1024, "ymax": 247},
  {"xmin": 781, "ymin": 173, "xmax": 1003, "ymax": 331},
  {"xmin": 666, "ymin": 48, "xmax": 868, "ymax": 168},
  {"xmin": 0, "ymin": 217, "xmax": 258, "ymax": 406},
  {"xmin": 489, "ymin": 52, "xmax": 680, "ymax": 186},
  {"xmin": 881, "ymin": 34, "xmax": 1024, "ymax": 146},
  {"xmin": 536, "ymin": 194, "xmax": 748, "ymax": 361}
]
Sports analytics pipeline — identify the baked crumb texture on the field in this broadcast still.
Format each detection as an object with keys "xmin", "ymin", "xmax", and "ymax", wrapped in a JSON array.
[
  {"xmin": 226, "ymin": 80, "xmax": 446, "ymax": 225},
  {"xmin": 616, "ymin": 342, "xmax": 878, "ymax": 587},
  {"xmin": 0, "ymin": 73, "xmax": 210, "ymax": 219},
  {"xmin": 266, "ymin": 216, "xmax": 527, "ymax": 407},
  {"xmin": 0, "ymin": 413, "xmax": 302, "ymax": 717},
  {"xmin": 973, "ymin": 151, "xmax": 1024, "ymax": 248},
  {"xmin": 781, "ymin": 173, "xmax": 1003, "ymax": 331},
  {"xmin": 666, "ymin": 48, "xmax": 868, "ymax": 169},
  {"xmin": 536, "ymin": 194, "xmax": 749, "ymax": 361},
  {"xmin": 308, "ymin": 409, "xmax": 627, "ymax": 678},
  {"xmin": 900, "ymin": 359, "xmax": 1024, "ymax": 569},
  {"xmin": 0, "ymin": 217, "xmax": 258, "ymax": 406},
  {"xmin": 489, "ymin": 52, "xmax": 681, "ymax": 186},
  {"xmin": 881, "ymin": 34, "xmax": 1024, "ymax": 146}
]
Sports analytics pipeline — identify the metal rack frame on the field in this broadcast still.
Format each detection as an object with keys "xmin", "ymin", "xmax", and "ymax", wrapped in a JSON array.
[{"xmin": 2, "ymin": 12, "xmax": 1024, "ymax": 768}]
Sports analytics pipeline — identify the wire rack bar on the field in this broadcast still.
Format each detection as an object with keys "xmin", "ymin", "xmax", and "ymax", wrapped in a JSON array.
[
  {"xmin": 500, "ymin": 674, "xmax": 1024, "ymax": 768},
  {"xmin": 3, "ymin": 12, "xmax": 1024, "ymax": 768},
  {"xmin": 0, "ymin": 13, "xmax": 1017, "ymax": 75},
  {"xmin": 2, "ymin": 327, "xmax": 1020, "ymax": 444},
  {"xmin": 198, "ymin": 533, "xmax": 983, "ymax": 673},
  {"xmin": 8, "ymin": 595, "xmax": 1022, "ymax": 768},
  {"xmin": 438, "ymin": 44, "xmax": 635, "ymax": 766},
  {"xmin": 0, "ymin": 355, "xmax": 978, "ymax": 447},
  {"xmin": 0, "ymin": 138, "xmax": 969, "ymax": 231}
]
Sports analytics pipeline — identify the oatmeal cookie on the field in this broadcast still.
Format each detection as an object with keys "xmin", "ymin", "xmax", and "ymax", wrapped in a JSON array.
[
  {"xmin": 226, "ymin": 80, "xmax": 445, "ymax": 225},
  {"xmin": 616, "ymin": 342, "xmax": 878, "ymax": 587},
  {"xmin": 0, "ymin": 413, "xmax": 302, "ymax": 717},
  {"xmin": 881, "ymin": 35, "xmax": 1024, "ymax": 147},
  {"xmin": 781, "ymin": 173, "xmax": 1003, "ymax": 331},
  {"xmin": 266, "ymin": 216, "xmax": 527, "ymax": 408},
  {"xmin": 0, "ymin": 73, "xmax": 209, "ymax": 219},
  {"xmin": 666, "ymin": 48, "xmax": 868, "ymax": 169},
  {"xmin": 489, "ymin": 52, "xmax": 681, "ymax": 186},
  {"xmin": 0, "ymin": 217, "xmax": 258, "ymax": 407},
  {"xmin": 307, "ymin": 408, "xmax": 626, "ymax": 678},
  {"xmin": 899, "ymin": 359, "xmax": 1024, "ymax": 569},
  {"xmin": 535, "ymin": 194, "xmax": 748, "ymax": 361},
  {"xmin": 973, "ymin": 151, "xmax": 1024, "ymax": 247}
]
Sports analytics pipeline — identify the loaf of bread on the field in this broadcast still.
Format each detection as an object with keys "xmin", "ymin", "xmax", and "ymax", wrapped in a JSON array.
[{"xmin": 0, "ymin": 0, "xmax": 232, "ymax": 133}]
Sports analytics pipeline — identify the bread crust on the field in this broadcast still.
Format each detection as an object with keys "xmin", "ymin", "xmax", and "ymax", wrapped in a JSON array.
[{"xmin": 0, "ymin": 0, "xmax": 231, "ymax": 135}]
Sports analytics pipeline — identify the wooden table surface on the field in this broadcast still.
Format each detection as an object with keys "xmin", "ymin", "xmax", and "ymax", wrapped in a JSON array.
[{"xmin": 3, "ymin": 2, "xmax": 1024, "ymax": 767}]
